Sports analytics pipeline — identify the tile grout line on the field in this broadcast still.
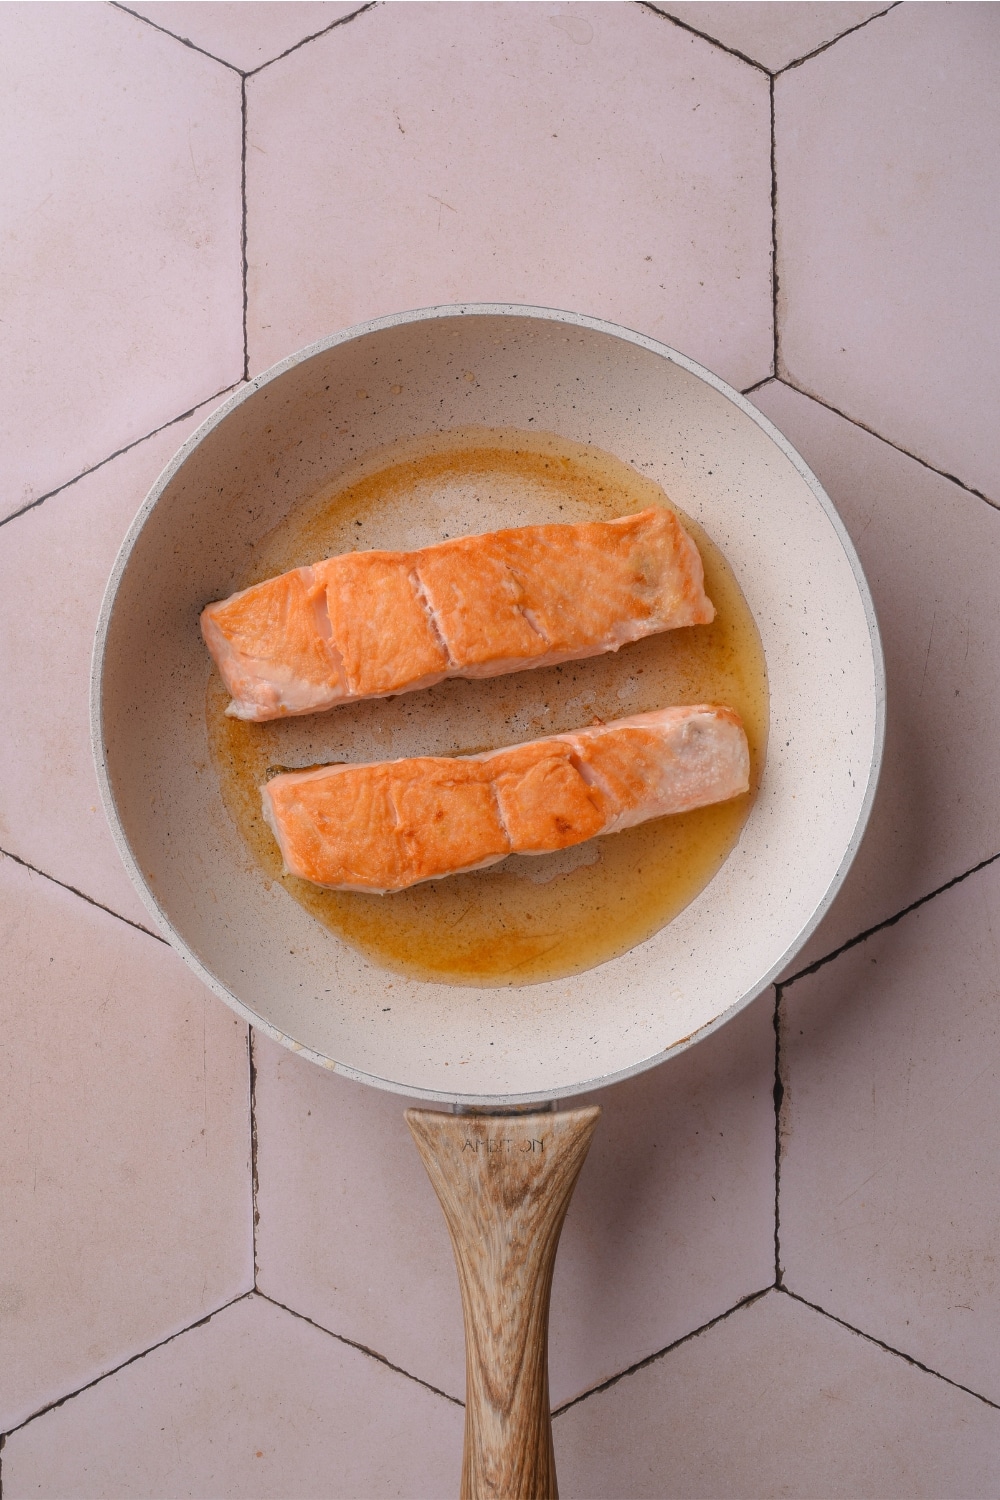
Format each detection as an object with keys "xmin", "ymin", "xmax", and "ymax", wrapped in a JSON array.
[
  {"xmin": 773, "ymin": 2, "xmax": 902, "ymax": 77},
  {"xmin": 744, "ymin": 370, "xmax": 997, "ymax": 512},
  {"xmin": 777, "ymin": 1288, "xmax": 1000, "ymax": 1413},
  {"xmin": 111, "ymin": 0, "xmax": 377, "ymax": 82},
  {"xmin": 0, "ymin": 845, "xmax": 166, "ymax": 946},
  {"xmin": 0, "ymin": 1292, "xmax": 255, "ymax": 1440},
  {"xmin": 640, "ymin": 0, "xmax": 900, "ymax": 80},
  {"xmin": 772, "ymin": 986, "xmax": 784, "ymax": 1287},
  {"xmin": 552, "ymin": 1287, "xmax": 772, "ymax": 1418},
  {"xmin": 769, "ymin": 75, "xmax": 779, "ymax": 378},
  {"xmin": 782, "ymin": 847, "xmax": 1000, "ymax": 989},
  {"xmin": 253, "ymin": 1292, "xmax": 465, "ymax": 1408},
  {"xmin": 637, "ymin": 2, "xmax": 770, "ymax": 74},
  {"xmin": 243, "ymin": 2, "xmax": 378, "ymax": 78},
  {"xmin": 241, "ymin": 77, "xmax": 250, "ymax": 382},
  {"xmin": 637, "ymin": 3, "xmax": 995, "ymax": 513},
  {"xmin": 111, "ymin": 3, "xmax": 377, "ymax": 389},
  {"xmin": 740, "ymin": 376, "xmax": 775, "ymax": 398},
  {"xmin": 0, "ymin": 382, "xmax": 243, "ymax": 533},
  {"xmin": 773, "ymin": 379, "xmax": 999, "ymax": 511},
  {"xmin": 108, "ymin": 2, "xmax": 240, "ymax": 73},
  {"xmin": 248, "ymin": 1030, "xmax": 261, "ymax": 1286}
]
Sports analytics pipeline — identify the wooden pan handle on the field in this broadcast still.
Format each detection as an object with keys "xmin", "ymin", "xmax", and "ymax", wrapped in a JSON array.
[{"xmin": 406, "ymin": 1106, "xmax": 600, "ymax": 1500}]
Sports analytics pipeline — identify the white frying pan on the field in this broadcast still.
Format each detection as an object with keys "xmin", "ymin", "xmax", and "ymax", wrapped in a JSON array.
[{"xmin": 93, "ymin": 306, "xmax": 883, "ymax": 1497}]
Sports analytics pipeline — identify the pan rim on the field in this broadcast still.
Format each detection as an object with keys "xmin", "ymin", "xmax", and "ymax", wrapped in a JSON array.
[{"xmin": 91, "ymin": 302, "xmax": 885, "ymax": 1104}]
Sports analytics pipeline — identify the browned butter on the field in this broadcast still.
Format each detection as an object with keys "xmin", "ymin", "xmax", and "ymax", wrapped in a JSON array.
[{"xmin": 206, "ymin": 428, "xmax": 768, "ymax": 987}]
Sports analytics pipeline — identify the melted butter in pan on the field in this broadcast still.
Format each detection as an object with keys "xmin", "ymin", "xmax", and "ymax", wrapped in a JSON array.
[{"xmin": 206, "ymin": 428, "xmax": 768, "ymax": 987}]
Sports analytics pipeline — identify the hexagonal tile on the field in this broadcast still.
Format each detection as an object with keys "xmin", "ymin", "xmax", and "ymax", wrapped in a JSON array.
[
  {"xmin": 776, "ymin": 3, "xmax": 1000, "ymax": 500},
  {"xmin": 246, "ymin": 1, "xmax": 772, "ymax": 388},
  {"xmin": 554, "ymin": 1290, "xmax": 1000, "ymax": 1498},
  {"xmin": 0, "ymin": 855, "xmax": 252, "ymax": 1431},
  {"xmin": 750, "ymin": 381, "xmax": 1000, "ymax": 973},
  {"xmin": 126, "ymin": 2, "xmax": 367, "ymax": 74},
  {"xmin": 0, "ymin": 391, "xmax": 237, "ymax": 932},
  {"xmin": 254, "ymin": 990, "xmax": 776, "ymax": 1408},
  {"xmin": 780, "ymin": 854, "xmax": 1000, "ymax": 1405},
  {"xmin": 3, "ymin": 1294, "xmax": 463, "ymax": 1499},
  {"xmin": 650, "ymin": 2, "xmax": 891, "ymax": 73},
  {"xmin": 0, "ymin": 4, "xmax": 243, "ymax": 519}
]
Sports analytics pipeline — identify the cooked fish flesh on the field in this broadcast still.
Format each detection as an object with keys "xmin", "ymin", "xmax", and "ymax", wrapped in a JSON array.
[
  {"xmin": 262, "ymin": 705, "xmax": 749, "ymax": 894},
  {"xmin": 202, "ymin": 508, "xmax": 714, "ymax": 721}
]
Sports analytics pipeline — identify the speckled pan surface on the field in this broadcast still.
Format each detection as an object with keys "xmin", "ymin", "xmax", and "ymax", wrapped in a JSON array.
[{"xmin": 93, "ymin": 305, "xmax": 883, "ymax": 1104}]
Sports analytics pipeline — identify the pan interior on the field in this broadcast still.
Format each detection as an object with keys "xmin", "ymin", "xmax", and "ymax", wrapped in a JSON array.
[
  {"xmin": 206, "ymin": 426, "xmax": 768, "ymax": 987},
  {"xmin": 96, "ymin": 309, "xmax": 881, "ymax": 1102}
]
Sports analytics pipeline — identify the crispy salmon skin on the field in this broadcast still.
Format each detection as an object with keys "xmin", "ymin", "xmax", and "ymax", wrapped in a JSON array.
[
  {"xmin": 262, "ymin": 705, "xmax": 749, "ymax": 894},
  {"xmin": 201, "ymin": 508, "xmax": 714, "ymax": 721}
]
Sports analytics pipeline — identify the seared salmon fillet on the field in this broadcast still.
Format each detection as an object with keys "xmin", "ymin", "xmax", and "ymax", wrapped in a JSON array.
[
  {"xmin": 262, "ymin": 705, "xmax": 749, "ymax": 893},
  {"xmin": 202, "ymin": 508, "xmax": 714, "ymax": 721}
]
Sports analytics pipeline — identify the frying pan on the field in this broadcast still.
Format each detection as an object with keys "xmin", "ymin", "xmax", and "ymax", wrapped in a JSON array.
[{"xmin": 93, "ymin": 305, "xmax": 884, "ymax": 1496}]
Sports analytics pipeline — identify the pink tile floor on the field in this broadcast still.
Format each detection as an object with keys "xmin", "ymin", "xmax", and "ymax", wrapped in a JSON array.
[{"xmin": 2, "ymin": 3, "xmax": 999, "ymax": 1495}]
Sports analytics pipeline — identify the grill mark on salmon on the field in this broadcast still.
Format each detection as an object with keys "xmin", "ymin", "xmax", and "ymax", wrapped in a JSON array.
[
  {"xmin": 261, "ymin": 705, "xmax": 749, "ymax": 894},
  {"xmin": 202, "ymin": 508, "xmax": 714, "ymax": 721}
]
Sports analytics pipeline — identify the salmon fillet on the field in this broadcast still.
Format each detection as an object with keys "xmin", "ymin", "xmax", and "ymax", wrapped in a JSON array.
[
  {"xmin": 202, "ymin": 508, "xmax": 714, "ymax": 721},
  {"xmin": 262, "ymin": 705, "xmax": 749, "ymax": 894}
]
